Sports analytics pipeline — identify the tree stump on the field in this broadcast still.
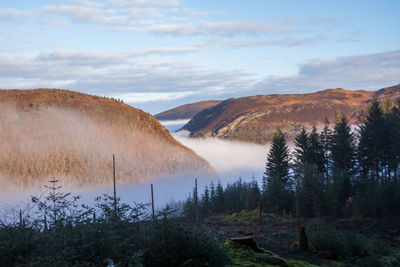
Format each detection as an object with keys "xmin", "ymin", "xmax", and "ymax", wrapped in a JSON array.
[
  {"xmin": 229, "ymin": 236, "xmax": 263, "ymax": 253},
  {"xmin": 299, "ymin": 226, "xmax": 309, "ymax": 252}
]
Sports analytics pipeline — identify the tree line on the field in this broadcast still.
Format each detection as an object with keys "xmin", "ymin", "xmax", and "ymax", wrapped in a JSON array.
[{"xmin": 184, "ymin": 98, "xmax": 400, "ymax": 219}]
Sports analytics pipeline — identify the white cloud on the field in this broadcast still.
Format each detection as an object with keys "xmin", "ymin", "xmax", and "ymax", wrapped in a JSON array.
[
  {"xmin": 42, "ymin": 5, "xmax": 129, "ymax": 25},
  {"xmin": 113, "ymin": 91, "xmax": 195, "ymax": 103},
  {"xmin": 0, "ymin": 8, "xmax": 30, "ymax": 20},
  {"xmin": 0, "ymin": 50, "xmax": 254, "ymax": 99},
  {"xmin": 230, "ymin": 36, "xmax": 323, "ymax": 48},
  {"xmin": 109, "ymin": 0, "xmax": 181, "ymax": 7},
  {"xmin": 203, "ymin": 21, "xmax": 290, "ymax": 37},
  {"xmin": 256, "ymin": 50, "xmax": 400, "ymax": 92},
  {"xmin": 149, "ymin": 23, "xmax": 201, "ymax": 35}
]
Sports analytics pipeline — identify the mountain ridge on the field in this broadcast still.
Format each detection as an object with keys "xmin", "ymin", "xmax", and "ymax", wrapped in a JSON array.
[
  {"xmin": 155, "ymin": 100, "xmax": 221, "ymax": 120},
  {"xmin": 181, "ymin": 85, "xmax": 400, "ymax": 144}
]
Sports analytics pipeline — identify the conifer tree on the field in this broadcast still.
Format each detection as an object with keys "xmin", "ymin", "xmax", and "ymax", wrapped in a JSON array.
[
  {"xmin": 330, "ymin": 114, "xmax": 355, "ymax": 217},
  {"xmin": 209, "ymin": 181, "xmax": 216, "ymax": 212},
  {"xmin": 262, "ymin": 128, "xmax": 292, "ymax": 214},
  {"xmin": 215, "ymin": 181, "xmax": 224, "ymax": 212},
  {"xmin": 358, "ymin": 99, "xmax": 388, "ymax": 183},
  {"xmin": 201, "ymin": 185, "xmax": 211, "ymax": 216},
  {"xmin": 321, "ymin": 118, "xmax": 333, "ymax": 179}
]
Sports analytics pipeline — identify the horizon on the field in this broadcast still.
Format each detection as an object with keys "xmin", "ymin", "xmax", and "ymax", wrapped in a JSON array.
[{"xmin": 0, "ymin": 0, "xmax": 399, "ymax": 114}]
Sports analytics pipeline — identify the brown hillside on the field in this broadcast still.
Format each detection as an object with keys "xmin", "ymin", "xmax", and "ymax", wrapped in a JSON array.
[
  {"xmin": 183, "ymin": 85, "xmax": 400, "ymax": 144},
  {"xmin": 155, "ymin": 100, "xmax": 221, "ymax": 120},
  {"xmin": 0, "ymin": 89, "xmax": 212, "ymax": 188}
]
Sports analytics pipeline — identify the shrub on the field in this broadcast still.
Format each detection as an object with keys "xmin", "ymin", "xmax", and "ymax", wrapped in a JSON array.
[
  {"xmin": 309, "ymin": 227, "xmax": 380, "ymax": 261},
  {"xmin": 0, "ymin": 186, "xmax": 231, "ymax": 266}
]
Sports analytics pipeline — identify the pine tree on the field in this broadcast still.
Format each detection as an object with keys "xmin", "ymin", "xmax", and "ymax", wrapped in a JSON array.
[
  {"xmin": 321, "ymin": 118, "xmax": 332, "ymax": 180},
  {"xmin": 330, "ymin": 114, "xmax": 355, "ymax": 217},
  {"xmin": 201, "ymin": 185, "xmax": 210, "ymax": 216},
  {"xmin": 358, "ymin": 99, "xmax": 388, "ymax": 183},
  {"xmin": 209, "ymin": 181, "xmax": 216, "ymax": 212},
  {"xmin": 308, "ymin": 125, "xmax": 325, "ymax": 174},
  {"xmin": 293, "ymin": 126, "xmax": 325, "ymax": 217},
  {"xmin": 262, "ymin": 128, "xmax": 293, "ymax": 214},
  {"xmin": 215, "ymin": 181, "xmax": 224, "ymax": 212}
]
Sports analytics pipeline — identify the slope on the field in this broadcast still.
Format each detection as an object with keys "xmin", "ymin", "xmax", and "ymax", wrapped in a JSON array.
[
  {"xmin": 182, "ymin": 85, "xmax": 400, "ymax": 144},
  {"xmin": 155, "ymin": 100, "xmax": 221, "ymax": 120},
  {"xmin": 0, "ymin": 89, "xmax": 212, "ymax": 188}
]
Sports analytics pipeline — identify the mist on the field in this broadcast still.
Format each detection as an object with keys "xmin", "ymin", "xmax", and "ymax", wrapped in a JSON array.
[
  {"xmin": 1, "ymin": 117, "xmax": 269, "ymax": 218},
  {"xmin": 161, "ymin": 120, "xmax": 269, "ymax": 188}
]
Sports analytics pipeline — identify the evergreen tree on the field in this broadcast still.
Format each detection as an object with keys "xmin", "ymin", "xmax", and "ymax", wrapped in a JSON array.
[
  {"xmin": 321, "ymin": 118, "xmax": 333, "ymax": 180},
  {"xmin": 330, "ymin": 114, "xmax": 355, "ymax": 217},
  {"xmin": 262, "ymin": 128, "xmax": 293, "ymax": 214},
  {"xmin": 201, "ymin": 185, "xmax": 210, "ymax": 216},
  {"xmin": 308, "ymin": 125, "xmax": 325, "ymax": 174},
  {"xmin": 293, "ymin": 126, "xmax": 325, "ymax": 217},
  {"xmin": 215, "ymin": 181, "xmax": 224, "ymax": 212},
  {"xmin": 357, "ymin": 99, "xmax": 388, "ymax": 183},
  {"xmin": 209, "ymin": 181, "xmax": 216, "ymax": 212},
  {"xmin": 248, "ymin": 176, "xmax": 261, "ymax": 210}
]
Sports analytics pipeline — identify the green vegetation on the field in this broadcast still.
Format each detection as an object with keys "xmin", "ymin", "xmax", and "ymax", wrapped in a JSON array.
[
  {"xmin": 226, "ymin": 239, "xmax": 315, "ymax": 267},
  {"xmin": 186, "ymin": 97, "xmax": 400, "ymax": 219},
  {"xmin": 0, "ymin": 181, "xmax": 230, "ymax": 266},
  {"xmin": 181, "ymin": 97, "xmax": 400, "ymax": 266}
]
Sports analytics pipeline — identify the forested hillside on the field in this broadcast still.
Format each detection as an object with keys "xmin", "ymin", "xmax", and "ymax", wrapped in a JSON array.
[
  {"xmin": 182, "ymin": 84, "xmax": 400, "ymax": 143},
  {"xmin": 0, "ymin": 89, "xmax": 212, "ymax": 188},
  {"xmin": 185, "ymin": 97, "xmax": 400, "ymax": 218}
]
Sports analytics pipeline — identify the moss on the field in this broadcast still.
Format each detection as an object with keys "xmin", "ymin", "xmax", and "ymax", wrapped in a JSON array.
[
  {"xmin": 205, "ymin": 210, "xmax": 279, "ymax": 225},
  {"xmin": 226, "ymin": 239, "xmax": 316, "ymax": 267}
]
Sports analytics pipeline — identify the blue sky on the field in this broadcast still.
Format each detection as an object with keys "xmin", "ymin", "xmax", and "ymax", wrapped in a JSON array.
[{"xmin": 0, "ymin": 0, "xmax": 399, "ymax": 114}]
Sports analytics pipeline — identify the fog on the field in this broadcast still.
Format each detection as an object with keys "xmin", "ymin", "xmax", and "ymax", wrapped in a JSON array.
[{"xmin": 0, "ymin": 118, "xmax": 269, "ymax": 219}]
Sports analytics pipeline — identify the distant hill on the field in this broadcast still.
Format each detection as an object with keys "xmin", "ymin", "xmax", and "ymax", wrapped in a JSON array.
[
  {"xmin": 0, "ymin": 89, "xmax": 212, "ymax": 188},
  {"xmin": 155, "ymin": 100, "xmax": 221, "ymax": 120},
  {"xmin": 182, "ymin": 85, "xmax": 400, "ymax": 144}
]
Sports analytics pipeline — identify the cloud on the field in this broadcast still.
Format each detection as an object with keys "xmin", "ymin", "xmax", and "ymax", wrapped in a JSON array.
[
  {"xmin": 35, "ymin": 47, "xmax": 199, "ymax": 67},
  {"xmin": 0, "ymin": 8, "xmax": 30, "ymax": 21},
  {"xmin": 42, "ymin": 5, "xmax": 129, "ymax": 25},
  {"xmin": 109, "ymin": 0, "xmax": 181, "ymax": 7},
  {"xmin": 112, "ymin": 91, "xmax": 195, "ymax": 103},
  {"xmin": 203, "ymin": 21, "xmax": 290, "ymax": 37},
  {"xmin": 256, "ymin": 50, "xmax": 400, "ymax": 92},
  {"xmin": 149, "ymin": 23, "xmax": 201, "ymax": 35},
  {"xmin": 0, "ymin": 50, "xmax": 254, "ymax": 99},
  {"xmin": 230, "ymin": 36, "xmax": 323, "ymax": 48}
]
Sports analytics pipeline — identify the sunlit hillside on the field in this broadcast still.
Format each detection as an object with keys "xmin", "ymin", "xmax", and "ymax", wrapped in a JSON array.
[{"xmin": 0, "ymin": 89, "xmax": 212, "ymax": 188}]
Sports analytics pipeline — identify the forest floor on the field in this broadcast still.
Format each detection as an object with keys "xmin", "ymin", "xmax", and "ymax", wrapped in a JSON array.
[{"xmin": 196, "ymin": 210, "xmax": 400, "ymax": 266}]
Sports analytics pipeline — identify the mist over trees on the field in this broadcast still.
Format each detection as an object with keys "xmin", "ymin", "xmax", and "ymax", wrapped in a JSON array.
[{"xmin": 184, "ymin": 98, "xmax": 400, "ymax": 219}]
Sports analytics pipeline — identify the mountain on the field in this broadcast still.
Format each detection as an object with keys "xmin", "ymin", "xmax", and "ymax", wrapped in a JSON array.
[
  {"xmin": 0, "ymin": 89, "xmax": 212, "ymax": 188},
  {"xmin": 155, "ymin": 100, "xmax": 221, "ymax": 120},
  {"xmin": 182, "ymin": 85, "xmax": 400, "ymax": 144}
]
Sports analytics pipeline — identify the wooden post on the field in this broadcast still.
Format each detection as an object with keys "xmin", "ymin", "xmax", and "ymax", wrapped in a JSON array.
[
  {"xmin": 113, "ymin": 154, "xmax": 117, "ymax": 218},
  {"xmin": 19, "ymin": 210, "xmax": 23, "ymax": 227},
  {"xmin": 195, "ymin": 178, "xmax": 199, "ymax": 224},
  {"xmin": 296, "ymin": 185, "xmax": 300, "ymax": 233},
  {"xmin": 258, "ymin": 201, "xmax": 263, "ymax": 232},
  {"xmin": 151, "ymin": 184, "xmax": 155, "ymax": 221},
  {"xmin": 44, "ymin": 214, "xmax": 47, "ymax": 230}
]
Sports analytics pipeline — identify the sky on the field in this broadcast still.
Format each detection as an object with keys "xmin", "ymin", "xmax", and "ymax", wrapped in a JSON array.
[{"xmin": 0, "ymin": 0, "xmax": 399, "ymax": 114}]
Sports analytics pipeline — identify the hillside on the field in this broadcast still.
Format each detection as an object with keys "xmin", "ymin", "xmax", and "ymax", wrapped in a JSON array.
[
  {"xmin": 182, "ymin": 85, "xmax": 400, "ymax": 144},
  {"xmin": 155, "ymin": 100, "xmax": 221, "ymax": 120},
  {"xmin": 0, "ymin": 89, "xmax": 212, "ymax": 188}
]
